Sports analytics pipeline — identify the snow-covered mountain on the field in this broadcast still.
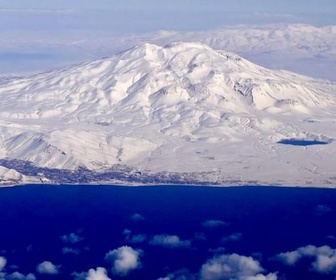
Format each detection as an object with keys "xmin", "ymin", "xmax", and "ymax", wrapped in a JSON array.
[
  {"xmin": 114, "ymin": 24, "xmax": 336, "ymax": 81},
  {"xmin": 119, "ymin": 24, "xmax": 336, "ymax": 56},
  {"xmin": 0, "ymin": 42, "xmax": 336, "ymax": 186}
]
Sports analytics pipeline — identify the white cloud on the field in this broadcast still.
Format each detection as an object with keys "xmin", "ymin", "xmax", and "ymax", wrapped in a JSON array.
[
  {"xmin": 200, "ymin": 253, "xmax": 277, "ymax": 280},
  {"xmin": 6, "ymin": 272, "xmax": 36, "ymax": 280},
  {"xmin": 149, "ymin": 235, "xmax": 191, "ymax": 248},
  {"xmin": 122, "ymin": 229, "xmax": 131, "ymax": 236},
  {"xmin": 62, "ymin": 247, "xmax": 81, "ymax": 255},
  {"xmin": 128, "ymin": 234, "xmax": 147, "ymax": 244},
  {"xmin": 105, "ymin": 246, "xmax": 142, "ymax": 276},
  {"xmin": 86, "ymin": 267, "xmax": 111, "ymax": 280},
  {"xmin": 222, "ymin": 233, "xmax": 243, "ymax": 243},
  {"xmin": 73, "ymin": 267, "xmax": 111, "ymax": 280},
  {"xmin": 0, "ymin": 257, "xmax": 36, "ymax": 280},
  {"xmin": 275, "ymin": 245, "xmax": 336, "ymax": 274},
  {"xmin": 131, "ymin": 213, "xmax": 145, "ymax": 221},
  {"xmin": 157, "ymin": 268, "xmax": 196, "ymax": 280},
  {"xmin": 275, "ymin": 245, "xmax": 333, "ymax": 265},
  {"xmin": 36, "ymin": 261, "xmax": 60, "ymax": 275},
  {"xmin": 123, "ymin": 229, "xmax": 147, "ymax": 243},
  {"xmin": 243, "ymin": 274, "xmax": 278, "ymax": 280},
  {"xmin": 0, "ymin": 256, "xmax": 6, "ymax": 271},
  {"xmin": 274, "ymin": 251, "xmax": 300, "ymax": 266},
  {"xmin": 302, "ymin": 245, "xmax": 333, "ymax": 256},
  {"xmin": 202, "ymin": 220, "xmax": 227, "ymax": 229},
  {"xmin": 312, "ymin": 254, "xmax": 336, "ymax": 274},
  {"xmin": 60, "ymin": 232, "xmax": 84, "ymax": 244},
  {"xmin": 26, "ymin": 273, "xmax": 37, "ymax": 280}
]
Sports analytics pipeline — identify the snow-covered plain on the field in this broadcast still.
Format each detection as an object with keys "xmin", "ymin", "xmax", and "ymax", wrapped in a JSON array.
[{"xmin": 0, "ymin": 42, "xmax": 336, "ymax": 187}]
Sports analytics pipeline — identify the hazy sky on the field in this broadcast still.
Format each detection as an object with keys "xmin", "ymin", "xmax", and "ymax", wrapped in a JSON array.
[
  {"xmin": 0, "ymin": 0, "xmax": 335, "ymax": 75},
  {"xmin": 1, "ymin": 0, "xmax": 336, "ymax": 14},
  {"xmin": 1, "ymin": 0, "xmax": 335, "ymax": 34}
]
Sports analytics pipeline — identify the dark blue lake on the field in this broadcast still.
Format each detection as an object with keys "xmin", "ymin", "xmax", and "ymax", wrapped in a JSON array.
[
  {"xmin": 0, "ymin": 185, "xmax": 336, "ymax": 279},
  {"xmin": 277, "ymin": 139, "xmax": 329, "ymax": 146}
]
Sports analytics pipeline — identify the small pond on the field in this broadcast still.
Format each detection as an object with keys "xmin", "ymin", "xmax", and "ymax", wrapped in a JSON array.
[{"xmin": 277, "ymin": 139, "xmax": 330, "ymax": 146}]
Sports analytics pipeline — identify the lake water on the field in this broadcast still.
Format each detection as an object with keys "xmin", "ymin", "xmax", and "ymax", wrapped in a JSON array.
[
  {"xmin": 277, "ymin": 139, "xmax": 329, "ymax": 146},
  {"xmin": 0, "ymin": 185, "xmax": 335, "ymax": 279}
]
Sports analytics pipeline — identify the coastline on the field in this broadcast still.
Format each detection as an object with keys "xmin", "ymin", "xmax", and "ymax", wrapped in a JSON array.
[{"xmin": 2, "ymin": 179, "xmax": 336, "ymax": 189}]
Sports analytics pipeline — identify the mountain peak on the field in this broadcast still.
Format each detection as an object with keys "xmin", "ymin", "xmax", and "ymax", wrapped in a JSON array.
[
  {"xmin": 1, "ymin": 42, "xmax": 334, "ymax": 121},
  {"xmin": 123, "ymin": 42, "xmax": 163, "ymax": 58}
]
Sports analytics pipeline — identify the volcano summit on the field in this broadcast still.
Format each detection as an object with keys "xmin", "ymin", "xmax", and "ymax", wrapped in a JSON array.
[{"xmin": 0, "ymin": 42, "xmax": 335, "ymax": 186}]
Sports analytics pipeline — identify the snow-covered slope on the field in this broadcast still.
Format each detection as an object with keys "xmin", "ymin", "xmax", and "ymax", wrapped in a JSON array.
[{"xmin": 0, "ymin": 42, "xmax": 336, "ymax": 186}]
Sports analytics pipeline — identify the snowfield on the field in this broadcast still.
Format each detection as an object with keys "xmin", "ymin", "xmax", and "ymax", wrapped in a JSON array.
[{"xmin": 0, "ymin": 42, "xmax": 336, "ymax": 187}]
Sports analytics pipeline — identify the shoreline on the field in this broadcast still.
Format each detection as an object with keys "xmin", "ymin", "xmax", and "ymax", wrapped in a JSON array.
[{"xmin": 1, "ymin": 180, "xmax": 336, "ymax": 189}]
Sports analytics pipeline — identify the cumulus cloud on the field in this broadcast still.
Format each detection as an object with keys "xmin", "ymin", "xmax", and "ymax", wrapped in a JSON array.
[
  {"xmin": 0, "ymin": 256, "xmax": 6, "ymax": 271},
  {"xmin": 200, "ymin": 253, "xmax": 277, "ymax": 280},
  {"xmin": 62, "ymin": 247, "xmax": 81, "ymax": 255},
  {"xmin": 275, "ymin": 245, "xmax": 332, "ymax": 265},
  {"xmin": 130, "ymin": 213, "xmax": 145, "ymax": 221},
  {"xmin": 128, "ymin": 234, "xmax": 147, "ymax": 244},
  {"xmin": 313, "ymin": 254, "xmax": 336, "ymax": 274},
  {"xmin": 275, "ymin": 245, "xmax": 336, "ymax": 274},
  {"xmin": 60, "ymin": 233, "xmax": 84, "ymax": 244},
  {"xmin": 243, "ymin": 274, "xmax": 278, "ymax": 280},
  {"xmin": 274, "ymin": 251, "xmax": 300, "ymax": 266},
  {"xmin": 105, "ymin": 246, "xmax": 142, "ymax": 276},
  {"xmin": 86, "ymin": 268, "xmax": 110, "ymax": 280},
  {"xmin": 122, "ymin": 229, "xmax": 132, "ymax": 236},
  {"xmin": 73, "ymin": 267, "xmax": 111, "ymax": 280},
  {"xmin": 202, "ymin": 220, "xmax": 227, "ymax": 229},
  {"xmin": 123, "ymin": 229, "xmax": 147, "ymax": 244},
  {"xmin": 86, "ymin": 267, "xmax": 111, "ymax": 280},
  {"xmin": 36, "ymin": 261, "xmax": 60, "ymax": 275},
  {"xmin": 222, "ymin": 232, "xmax": 243, "ymax": 243},
  {"xmin": 6, "ymin": 272, "xmax": 36, "ymax": 280},
  {"xmin": 149, "ymin": 235, "xmax": 191, "ymax": 248},
  {"xmin": 0, "ymin": 257, "xmax": 36, "ymax": 280}
]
